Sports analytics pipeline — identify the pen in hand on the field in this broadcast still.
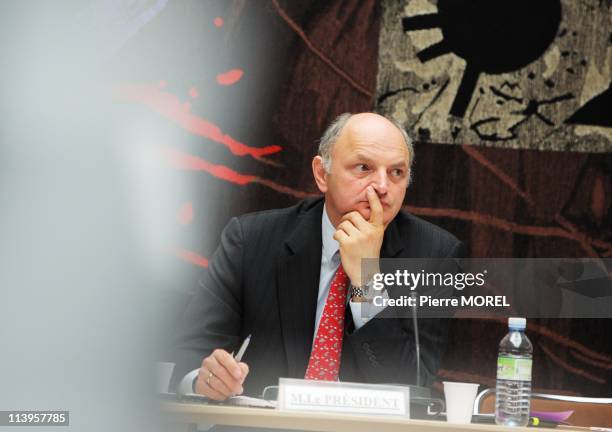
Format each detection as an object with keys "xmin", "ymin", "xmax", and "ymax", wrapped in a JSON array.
[
  {"xmin": 229, "ymin": 335, "xmax": 251, "ymax": 397},
  {"xmin": 235, "ymin": 334, "xmax": 251, "ymax": 362}
]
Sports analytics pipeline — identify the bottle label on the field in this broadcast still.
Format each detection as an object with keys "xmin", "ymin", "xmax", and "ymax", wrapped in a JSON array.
[{"xmin": 497, "ymin": 356, "xmax": 532, "ymax": 381}]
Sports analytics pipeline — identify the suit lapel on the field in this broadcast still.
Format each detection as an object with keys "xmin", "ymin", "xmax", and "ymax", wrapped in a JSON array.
[
  {"xmin": 277, "ymin": 200, "xmax": 324, "ymax": 378},
  {"xmin": 381, "ymin": 217, "xmax": 405, "ymax": 258}
]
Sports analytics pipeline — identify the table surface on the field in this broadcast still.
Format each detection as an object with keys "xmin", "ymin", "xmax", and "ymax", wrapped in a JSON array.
[{"xmin": 162, "ymin": 402, "xmax": 545, "ymax": 432}]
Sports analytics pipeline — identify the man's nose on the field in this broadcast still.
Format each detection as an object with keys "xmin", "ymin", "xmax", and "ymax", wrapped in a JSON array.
[{"xmin": 372, "ymin": 170, "xmax": 389, "ymax": 195}]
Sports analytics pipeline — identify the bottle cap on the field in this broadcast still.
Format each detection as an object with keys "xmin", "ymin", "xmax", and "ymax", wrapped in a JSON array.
[{"xmin": 508, "ymin": 317, "xmax": 526, "ymax": 329}]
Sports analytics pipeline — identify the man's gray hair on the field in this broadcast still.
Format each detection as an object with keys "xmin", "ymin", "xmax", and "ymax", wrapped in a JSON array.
[{"xmin": 317, "ymin": 113, "xmax": 414, "ymax": 176}]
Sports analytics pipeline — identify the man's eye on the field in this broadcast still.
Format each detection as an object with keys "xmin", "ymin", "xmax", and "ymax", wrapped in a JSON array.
[
  {"xmin": 391, "ymin": 168, "xmax": 404, "ymax": 177},
  {"xmin": 357, "ymin": 164, "xmax": 369, "ymax": 172}
]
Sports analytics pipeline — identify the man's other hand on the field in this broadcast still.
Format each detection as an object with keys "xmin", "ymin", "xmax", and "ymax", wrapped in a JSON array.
[
  {"xmin": 334, "ymin": 186, "xmax": 384, "ymax": 286},
  {"xmin": 195, "ymin": 349, "xmax": 249, "ymax": 401}
]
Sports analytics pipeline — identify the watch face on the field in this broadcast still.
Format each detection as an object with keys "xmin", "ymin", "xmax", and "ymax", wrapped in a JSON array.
[{"xmin": 351, "ymin": 285, "xmax": 364, "ymax": 298}]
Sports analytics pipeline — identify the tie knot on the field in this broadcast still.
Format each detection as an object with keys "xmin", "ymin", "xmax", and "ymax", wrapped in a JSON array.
[{"xmin": 332, "ymin": 250, "xmax": 341, "ymax": 265}]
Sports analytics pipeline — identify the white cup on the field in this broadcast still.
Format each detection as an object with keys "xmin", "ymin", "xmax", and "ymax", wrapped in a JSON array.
[{"xmin": 443, "ymin": 381, "xmax": 479, "ymax": 424}]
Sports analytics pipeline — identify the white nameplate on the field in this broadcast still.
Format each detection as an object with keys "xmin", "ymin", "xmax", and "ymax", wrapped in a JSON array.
[{"xmin": 278, "ymin": 378, "xmax": 410, "ymax": 417}]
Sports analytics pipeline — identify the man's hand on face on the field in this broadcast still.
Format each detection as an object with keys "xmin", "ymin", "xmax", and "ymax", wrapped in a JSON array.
[
  {"xmin": 195, "ymin": 349, "xmax": 250, "ymax": 401},
  {"xmin": 333, "ymin": 186, "xmax": 384, "ymax": 286}
]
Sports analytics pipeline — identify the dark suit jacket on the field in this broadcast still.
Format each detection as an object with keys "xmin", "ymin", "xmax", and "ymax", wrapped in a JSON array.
[{"xmin": 172, "ymin": 197, "xmax": 464, "ymax": 396}]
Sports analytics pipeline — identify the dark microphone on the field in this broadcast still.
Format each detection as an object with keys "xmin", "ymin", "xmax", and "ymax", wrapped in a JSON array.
[{"xmin": 410, "ymin": 291, "xmax": 421, "ymax": 387}]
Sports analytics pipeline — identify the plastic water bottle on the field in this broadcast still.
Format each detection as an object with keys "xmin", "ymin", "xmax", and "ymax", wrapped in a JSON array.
[{"xmin": 495, "ymin": 317, "xmax": 533, "ymax": 426}]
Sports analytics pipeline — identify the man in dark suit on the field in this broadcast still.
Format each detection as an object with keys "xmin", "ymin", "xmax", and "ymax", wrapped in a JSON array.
[{"xmin": 173, "ymin": 112, "xmax": 463, "ymax": 400}]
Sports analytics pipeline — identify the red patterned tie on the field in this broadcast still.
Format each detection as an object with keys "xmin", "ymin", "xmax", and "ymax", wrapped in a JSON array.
[{"xmin": 305, "ymin": 264, "xmax": 349, "ymax": 381}]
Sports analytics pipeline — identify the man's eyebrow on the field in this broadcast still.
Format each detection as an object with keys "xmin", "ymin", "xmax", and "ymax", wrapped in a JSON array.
[
  {"xmin": 351, "ymin": 152, "xmax": 408, "ymax": 168},
  {"xmin": 389, "ymin": 161, "xmax": 409, "ymax": 169},
  {"xmin": 352, "ymin": 152, "xmax": 374, "ymax": 163}
]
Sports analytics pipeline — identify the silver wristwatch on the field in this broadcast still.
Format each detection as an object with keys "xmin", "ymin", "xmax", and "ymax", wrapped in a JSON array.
[{"xmin": 350, "ymin": 280, "xmax": 373, "ymax": 302}]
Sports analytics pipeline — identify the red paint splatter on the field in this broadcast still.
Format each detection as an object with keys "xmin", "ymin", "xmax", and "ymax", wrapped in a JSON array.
[
  {"xmin": 256, "ymin": 178, "xmax": 319, "ymax": 199},
  {"xmin": 114, "ymin": 83, "xmax": 281, "ymax": 159},
  {"xmin": 216, "ymin": 69, "xmax": 243, "ymax": 86},
  {"xmin": 158, "ymin": 146, "xmax": 317, "ymax": 198},
  {"xmin": 189, "ymin": 87, "xmax": 199, "ymax": 98},
  {"xmin": 173, "ymin": 247, "xmax": 208, "ymax": 268},
  {"xmin": 177, "ymin": 202, "xmax": 194, "ymax": 225},
  {"xmin": 214, "ymin": 17, "xmax": 224, "ymax": 27},
  {"xmin": 160, "ymin": 146, "xmax": 257, "ymax": 185}
]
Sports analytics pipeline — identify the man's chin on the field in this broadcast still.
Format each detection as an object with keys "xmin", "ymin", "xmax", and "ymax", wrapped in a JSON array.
[{"xmin": 356, "ymin": 207, "xmax": 371, "ymax": 221}]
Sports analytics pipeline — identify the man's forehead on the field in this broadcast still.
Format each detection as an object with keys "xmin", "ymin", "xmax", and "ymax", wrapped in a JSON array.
[
  {"xmin": 350, "ymin": 146, "xmax": 409, "ymax": 166},
  {"xmin": 339, "ymin": 128, "xmax": 409, "ymax": 161},
  {"xmin": 346, "ymin": 116, "xmax": 406, "ymax": 145}
]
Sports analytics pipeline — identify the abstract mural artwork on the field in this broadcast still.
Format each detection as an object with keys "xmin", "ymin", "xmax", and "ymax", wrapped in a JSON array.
[{"xmin": 376, "ymin": 0, "xmax": 611, "ymax": 152}]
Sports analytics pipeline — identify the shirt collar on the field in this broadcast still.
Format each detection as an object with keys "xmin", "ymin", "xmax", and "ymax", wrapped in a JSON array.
[{"xmin": 321, "ymin": 203, "xmax": 339, "ymax": 263}]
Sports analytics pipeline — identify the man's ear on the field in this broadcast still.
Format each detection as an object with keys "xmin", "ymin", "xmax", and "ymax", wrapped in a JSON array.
[{"xmin": 312, "ymin": 156, "xmax": 328, "ymax": 193}]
